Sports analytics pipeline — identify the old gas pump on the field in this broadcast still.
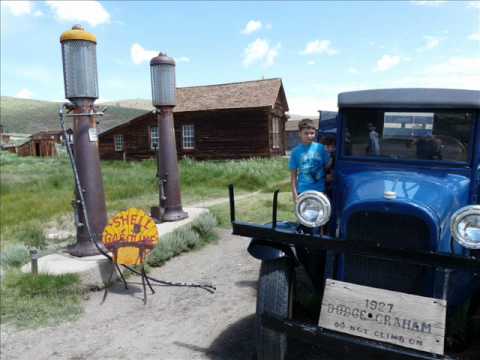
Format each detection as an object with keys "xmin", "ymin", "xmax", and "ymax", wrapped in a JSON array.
[
  {"xmin": 60, "ymin": 25, "xmax": 108, "ymax": 256},
  {"xmin": 150, "ymin": 53, "xmax": 188, "ymax": 222}
]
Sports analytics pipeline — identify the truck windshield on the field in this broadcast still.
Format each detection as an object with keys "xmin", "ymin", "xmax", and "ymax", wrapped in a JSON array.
[{"xmin": 343, "ymin": 109, "xmax": 475, "ymax": 163}]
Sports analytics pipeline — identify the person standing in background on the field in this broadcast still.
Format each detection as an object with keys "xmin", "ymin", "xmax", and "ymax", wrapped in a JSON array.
[
  {"xmin": 367, "ymin": 122, "xmax": 380, "ymax": 156},
  {"xmin": 289, "ymin": 119, "xmax": 332, "ymax": 203}
]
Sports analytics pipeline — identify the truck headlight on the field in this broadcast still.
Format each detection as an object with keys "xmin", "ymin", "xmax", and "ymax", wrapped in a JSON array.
[
  {"xmin": 451, "ymin": 205, "xmax": 480, "ymax": 249},
  {"xmin": 295, "ymin": 191, "xmax": 331, "ymax": 228}
]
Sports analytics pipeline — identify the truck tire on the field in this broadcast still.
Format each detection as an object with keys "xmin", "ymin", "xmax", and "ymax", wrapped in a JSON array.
[{"xmin": 256, "ymin": 258, "xmax": 293, "ymax": 360}]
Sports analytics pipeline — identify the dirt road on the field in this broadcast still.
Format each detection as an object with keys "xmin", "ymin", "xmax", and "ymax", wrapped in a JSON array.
[
  {"xmin": 1, "ymin": 229, "xmax": 330, "ymax": 360},
  {"xmin": 1, "ymin": 230, "xmax": 260, "ymax": 360}
]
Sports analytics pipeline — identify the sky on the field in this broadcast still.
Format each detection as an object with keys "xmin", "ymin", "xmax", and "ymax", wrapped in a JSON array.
[{"xmin": 1, "ymin": 0, "xmax": 479, "ymax": 115}]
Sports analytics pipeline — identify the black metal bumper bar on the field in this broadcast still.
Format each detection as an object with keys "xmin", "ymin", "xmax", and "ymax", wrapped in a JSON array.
[
  {"xmin": 232, "ymin": 221, "xmax": 480, "ymax": 271},
  {"xmin": 229, "ymin": 184, "xmax": 480, "ymax": 271},
  {"xmin": 262, "ymin": 312, "xmax": 457, "ymax": 360}
]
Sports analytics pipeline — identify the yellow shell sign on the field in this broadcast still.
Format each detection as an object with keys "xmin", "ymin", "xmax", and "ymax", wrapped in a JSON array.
[{"xmin": 102, "ymin": 208, "xmax": 159, "ymax": 265}]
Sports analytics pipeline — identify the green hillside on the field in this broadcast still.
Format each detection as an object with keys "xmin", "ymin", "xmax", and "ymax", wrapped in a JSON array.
[{"xmin": 0, "ymin": 97, "xmax": 146, "ymax": 134}]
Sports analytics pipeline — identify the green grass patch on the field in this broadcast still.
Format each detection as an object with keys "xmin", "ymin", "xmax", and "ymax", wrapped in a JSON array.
[
  {"xmin": 1, "ymin": 152, "xmax": 288, "ymax": 247},
  {"xmin": 210, "ymin": 191, "xmax": 296, "ymax": 228},
  {"xmin": 147, "ymin": 212, "xmax": 218, "ymax": 267},
  {"xmin": 0, "ymin": 271, "xmax": 84, "ymax": 328},
  {"xmin": 0, "ymin": 244, "xmax": 30, "ymax": 268}
]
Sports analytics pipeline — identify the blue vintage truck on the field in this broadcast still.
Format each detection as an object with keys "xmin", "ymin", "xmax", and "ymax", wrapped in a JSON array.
[{"xmin": 230, "ymin": 88, "xmax": 480, "ymax": 359}]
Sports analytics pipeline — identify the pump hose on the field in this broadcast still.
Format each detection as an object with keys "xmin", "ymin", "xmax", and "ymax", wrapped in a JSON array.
[{"xmin": 58, "ymin": 105, "xmax": 215, "ymax": 293}]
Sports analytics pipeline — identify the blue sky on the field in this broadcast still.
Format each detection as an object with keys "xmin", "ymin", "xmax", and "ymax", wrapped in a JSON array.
[{"xmin": 1, "ymin": 0, "xmax": 479, "ymax": 115}]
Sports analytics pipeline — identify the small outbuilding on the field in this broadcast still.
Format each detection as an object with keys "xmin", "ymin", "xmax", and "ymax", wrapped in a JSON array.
[
  {"xmin": 16, "ymin": 130, "xmax": 64, "ymax": 157},
  {"xmin": 98, "ymin": 78, "xmax": 289, "ymax": 160}
]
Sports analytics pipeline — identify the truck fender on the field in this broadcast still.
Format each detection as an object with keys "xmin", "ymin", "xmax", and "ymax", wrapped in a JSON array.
[{"xmin": 247, "ymin": 238, "xmax": 295, "ymax": 261}]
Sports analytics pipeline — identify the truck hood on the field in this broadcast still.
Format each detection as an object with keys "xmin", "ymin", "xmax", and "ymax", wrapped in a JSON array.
[{"xmin": 340, "ymin": 170, "xmax": 471, "ymax": 248}]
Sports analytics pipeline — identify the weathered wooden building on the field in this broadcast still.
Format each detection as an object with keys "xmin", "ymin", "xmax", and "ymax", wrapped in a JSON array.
[
  {"xmin": 98, "ymin": 78, "xmax": 289, "ymax": 160},
  {"xmin": 17, "ymin": 130, "xmax": 63, "ymax": 157}
]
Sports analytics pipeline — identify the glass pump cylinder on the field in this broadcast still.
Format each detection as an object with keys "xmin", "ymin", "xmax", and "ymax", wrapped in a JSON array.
[
  {"xmin": 150, "ymin": 53, "xmax": 176, "ymax": 107},
  {"xmin": 60, "ymin": 25, "xmax": 98, "ymax": 100}
]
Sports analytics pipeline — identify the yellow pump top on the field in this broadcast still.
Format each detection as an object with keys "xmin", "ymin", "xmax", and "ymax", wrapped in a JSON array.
[{"xmin": 60, "ymin": 25, "xmax": 96, "ymax": 44}]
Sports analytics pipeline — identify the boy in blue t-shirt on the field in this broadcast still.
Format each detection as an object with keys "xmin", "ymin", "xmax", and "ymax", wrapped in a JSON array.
[{"xmin": 289, "ymin": 119, "xmax": 332, "ymax": 202}]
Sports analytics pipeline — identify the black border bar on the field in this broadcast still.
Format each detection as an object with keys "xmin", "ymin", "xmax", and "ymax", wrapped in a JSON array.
[{"xmin": 232, "ymin": 221, "xmax": 480, "ymax": 271}]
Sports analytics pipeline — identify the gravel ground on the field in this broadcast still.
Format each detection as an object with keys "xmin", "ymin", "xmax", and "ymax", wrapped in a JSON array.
[
  {"xmin": 1, "ymin": 229, "xmax": 331, "ymax": 360},
  {"xmin": 1, "ymin": 230, "xmax": 260, "ymax": 360}
]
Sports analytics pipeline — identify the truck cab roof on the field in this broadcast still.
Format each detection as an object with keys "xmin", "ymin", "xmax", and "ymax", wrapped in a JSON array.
[{"xmin": 338, "ymin": 88, "xmax": 480, "ymax": 109}]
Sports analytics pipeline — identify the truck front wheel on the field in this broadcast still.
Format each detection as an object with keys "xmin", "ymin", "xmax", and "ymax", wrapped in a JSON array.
[{"xmin": 256, "ymin": 258, "xmax": 294, "ymax": 360}]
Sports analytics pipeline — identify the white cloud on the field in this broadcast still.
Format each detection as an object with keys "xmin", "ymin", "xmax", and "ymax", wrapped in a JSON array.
[
  {"xmin": 177, "ymin": 56, "xmax": 191, "ymax": 63},
  {"xmin": 301, "ymin": 40, "xmax": 338, "ymax": 56},
  {"xmin": 46, "ymin": 1, "xmax": 110, "ymax": 27},
  {"xmin": 307, "ymin": 60, "xmax": 316, "ymax": 65},
  {"xmin": 423, "ymin": 57, "xmax": 480, "ymax": 89},
  {"xmin": 2, "ymin": 1, "xmax": 32, "ymax": 16},
  {"xmin": 34, "ymin": 10, "xmax": 43, "ymax": 17},
  {"xmin": 265, "ymin": 46, "xmax": 279, "ymax": 67},
  {"xmin": 393, "ymin": 57, "xmax": 480, "ymax": 90},
  {"xmin": 469, "ymin": 32, "xmax": 480, "ymax": 41},
  {"xmin": 288, "ymin": 95, "xmax": 338, "ymax": 115},
  {"xmin": 15, "ymin": 89, "xmax": 33, "ymax": 99},
  {"xmin": 418, "ymin": 35, "xmax": 442, "ymax": 51},
  {"xmin": 411, "ymin": 1, "xmax": 448, "ymax": 6},
  {"xmin": 468, "ymin": 1, "xmax": 480, "ymax": 8},
  {"xmin": 375, "ymin": 55, "xmax": 401, "ymax": 72},
  {"xmin": 241, "ymin": 20, "xmax": 262, "ymax": 35},
  {"xmin": 243, "ymin": 38, "xmax": 280, "ymax": 67},
  {"xmin": 348, "ymin": 67, "xmax": 359, "ymax": 74},
  {"xmin": 130, "ymin": 43, "xmax": 158, "ymax": 65}
]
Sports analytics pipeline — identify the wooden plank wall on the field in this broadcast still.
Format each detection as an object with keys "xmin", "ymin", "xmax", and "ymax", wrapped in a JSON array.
[
  {"xmin": 99, "ymin": 108, "xmax": 276, "ymax": 160},
  {"xmin": 17, "ymin": 141, "xmax": 33, "ymax": 156},
  {"xmin": 174, "ymin": 109, "xmax": 270, "ymax": 160},
  {"xmin": 99, "ymin": 116, "xmax": 155, "ymax": 161},
  {"xmin": 17, "ymin": 140, "xmax": 58, "ymax": 157}
]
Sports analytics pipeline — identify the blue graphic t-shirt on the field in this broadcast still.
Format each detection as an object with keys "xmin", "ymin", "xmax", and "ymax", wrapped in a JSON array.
[{"xmin": 289, "ymin": 142, "xmax": 331, "ymax": 193}]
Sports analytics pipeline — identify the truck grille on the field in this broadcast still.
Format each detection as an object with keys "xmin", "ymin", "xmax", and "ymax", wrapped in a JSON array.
[{"xmin": 344, "ymin": 211, "xmax": 433, "ymax": 297}]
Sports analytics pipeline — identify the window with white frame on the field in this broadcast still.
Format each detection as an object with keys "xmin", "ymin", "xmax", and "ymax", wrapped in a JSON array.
[
  {"xmin": 150, "ymin": 126, "xmax": 159, "ymax": 149},
  {"xmin": 272, "ymin": 117, "xmax": 281, "ymax": 149},
  {"xmin": 114, "ymin": 134, "xmax": 124, "ymax": 152},
  {"xmin": 182, "ymin": 124, "xmax": 195, "ymax": 150}
]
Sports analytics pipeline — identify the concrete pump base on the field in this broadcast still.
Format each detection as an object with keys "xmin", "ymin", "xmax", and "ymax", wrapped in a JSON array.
[{"xmin": 21, "ymin": 207, "xmax": 209, "ymax": 288}]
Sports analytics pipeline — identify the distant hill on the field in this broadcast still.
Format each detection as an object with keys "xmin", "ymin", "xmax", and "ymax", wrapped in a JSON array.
[
  {"xmin": 0, "ymin": 96, "xmax": 334, "ymax": 135},
  {"xmin": 103, "ymin": 99, "xmax": 153, "ymax": 111},
  {"xmin": 0, "ymin": 97, "xmax": 147, "ymax": 134}
]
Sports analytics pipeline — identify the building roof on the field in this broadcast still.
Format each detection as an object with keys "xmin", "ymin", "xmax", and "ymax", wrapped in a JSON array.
[
  {"xmin": 108, "ymin": 78, "xmax": 288, "ymax": 113},
  {"xmin": 338, "ymin": 88, "xmax": 480, "ymax": 109},
  {"xmin": 100, "ymin": 78, "xmax": 288, "ymax": 135},
  {"xmin": 31, "ymin": 130, "xmax": 63, "ymax": 136},
  {"xmin": 174, "ymin": 78, "xmax": 288, "ymax": 112}
]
